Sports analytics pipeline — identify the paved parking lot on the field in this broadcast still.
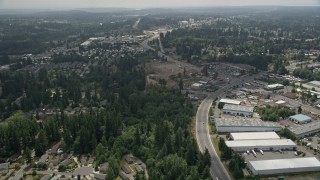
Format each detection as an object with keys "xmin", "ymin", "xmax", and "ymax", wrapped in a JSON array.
[{"xmin": 243, "ymin": 150, "xmax": 309, "ymax": 162}]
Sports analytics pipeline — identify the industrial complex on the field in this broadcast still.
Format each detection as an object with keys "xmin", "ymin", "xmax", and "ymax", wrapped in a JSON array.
[{"xmin": 212, "ymin": 85, "xmax": 320, "ymax": 178}]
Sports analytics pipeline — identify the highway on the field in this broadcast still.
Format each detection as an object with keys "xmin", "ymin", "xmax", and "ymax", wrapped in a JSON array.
[
  {"xmin": 196, "ymin": 74, "xmax": 263, "ymax": 180},
  {"xmin": 140, "ymin": 35, "xmax": 200, "ymax": 71},
  {"xmin": 133, "ymin": 18, "xmax": 141, "ymax": 29}
]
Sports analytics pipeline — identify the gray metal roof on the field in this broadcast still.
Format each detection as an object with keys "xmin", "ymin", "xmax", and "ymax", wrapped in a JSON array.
[
  {"xmin": 223, "ymin": 104, "xmax": 254, "ymax": 113},
  {"xmin": 223, "ymin": 104, "xmax": 254, "ymax": 112},
  {"xmin": 215, "ymin": 117, "xmax": 281, "ymax": 128},
  {"xmin": 289, "ymin": 114, "xmax": 312, "ymax": 122},
  {"xmin": 289, "ymin": 121, "xmax": 320, "ymax": 136}
]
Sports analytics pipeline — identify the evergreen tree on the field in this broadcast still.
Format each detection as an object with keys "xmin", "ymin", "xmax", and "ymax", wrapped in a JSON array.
[
  {"xmin": 134, "ymin": 128, "xmax": 141, "ymax": 146},
  {"xmin": 35, "ymin": 130, "xmax": 48, "ymax": 156},
  {"xmin": 179, "ymin": 78, "xmax": 184, "ymax": 90}
]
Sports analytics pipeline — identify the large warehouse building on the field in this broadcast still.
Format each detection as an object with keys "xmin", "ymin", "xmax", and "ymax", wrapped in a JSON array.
[
  {"xmin": 225, "ymin": 139, "xmax": 297, "ymax": 152},
  {"xmin": 214, "ymin": 117, "xmax": 282, "ymax": 132},
  {"xmin": 230, "ymin": 132, "xmax": 280, "ymax": 141},
  {"xmin": 223, "ymin": 104, "xmax": 254, "ymax": 117},
  {"xmin": 248, "ymin": 157, "xmax": 320, "ymax": 175},
  {"xmin": 289, "ymin": 121, "xmax": 320, "ymax": 138}
]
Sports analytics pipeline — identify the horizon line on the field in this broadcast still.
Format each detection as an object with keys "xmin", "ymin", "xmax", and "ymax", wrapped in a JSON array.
[{"xmin": 0, "ymin": 5, "xmax": 320, "ymax": 11}]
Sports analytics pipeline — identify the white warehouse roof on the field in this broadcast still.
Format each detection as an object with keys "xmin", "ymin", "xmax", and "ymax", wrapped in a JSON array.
[
  {"xmin": 225, "ymin": 139, "xmax": 296, "ymax": 148},
  {"xmin": 230, "ymin": 132, "xmax": 280, "ymax": 141},
  {"xmin": 267, "ymin": 83, "xmax": 284, "ymax": 89},
  {"xmin": 249, "ymin": 157, "xmax": 320, "ymax": 175},
  {"xmin": 219, "ymin": 98, "xmax": 242, "ymax": 105}
]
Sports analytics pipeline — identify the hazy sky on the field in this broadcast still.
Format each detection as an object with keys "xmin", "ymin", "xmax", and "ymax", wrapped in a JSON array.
[{"xmin": 0, "ymin": 0, "xmax": 319, "ymax": 9}]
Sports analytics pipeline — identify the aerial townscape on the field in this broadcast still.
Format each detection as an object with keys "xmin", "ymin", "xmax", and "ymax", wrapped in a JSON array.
[{"xmin": 0, "ymin": 1, "xmax": 320, "ymax": 180}]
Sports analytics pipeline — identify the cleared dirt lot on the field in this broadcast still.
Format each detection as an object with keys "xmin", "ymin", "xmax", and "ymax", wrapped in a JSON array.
[{"xmin": 146, "ymin": 60, "xmax": 200, "ymax": 88}]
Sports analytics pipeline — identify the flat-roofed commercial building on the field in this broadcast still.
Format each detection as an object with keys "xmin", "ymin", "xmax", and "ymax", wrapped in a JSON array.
[
  {"xmin": 214, "ymin": 117, "xmax": 282, "ymax": 133},
  {"xmin": 298, "ymin": 81, "xmax": 320, "ymax": 92},
  {"xmin": 225, "ymin": 139, "xmax": 297, "ymax": 152},
  {"xmin": 289, "ymin": 121, "xmax": 320, "ymax": 138},
  {"xmin": 219, "ymin": 98, "xmax": 242, "ymax": 105},
  {"xmin": 248, "ymin": 157, "xmax": 320, "ymax": 175},
  {"xmin": 289, "ymin": 114, "xmax": 312, "ymax": 124},
  {"xmin": 230, "ymin": 132, "xmax": 280, "ymax": 141},
  {"xmin": 223, "ymin": 104, "xmax": 254, "ymax": 117}
]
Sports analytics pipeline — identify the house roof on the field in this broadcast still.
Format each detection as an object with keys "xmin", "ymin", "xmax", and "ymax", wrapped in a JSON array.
[
  {"xmin": 0, "ymin": 163, "xmax": 9, "ymax": 171},
  {"xmin": 94, "ymin": 173, "xmax": 107, "ymax": 180},
  {"xmin": 122, "ymin": 164, "xmax": 132, "ymax": 174},
  {"xmin": 38, "ymin": 154, "xmax": 48, "ymax": 164}
]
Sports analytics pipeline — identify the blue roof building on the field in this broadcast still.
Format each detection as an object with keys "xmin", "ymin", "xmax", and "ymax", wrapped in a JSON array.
[{"xmin": 289, "ymin": 114, "xmax": 312, "ymax": 124}]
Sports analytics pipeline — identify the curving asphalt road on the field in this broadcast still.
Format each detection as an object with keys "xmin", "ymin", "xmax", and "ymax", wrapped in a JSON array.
[{"xmin": 196, "ymin": 73, "xmax": 263, "ymax": 180}]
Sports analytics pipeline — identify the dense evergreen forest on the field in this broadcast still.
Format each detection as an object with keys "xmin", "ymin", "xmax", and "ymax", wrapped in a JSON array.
[{"xmin": 0, "ymin": 53, "xmax": 211, "ymax": 179}]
